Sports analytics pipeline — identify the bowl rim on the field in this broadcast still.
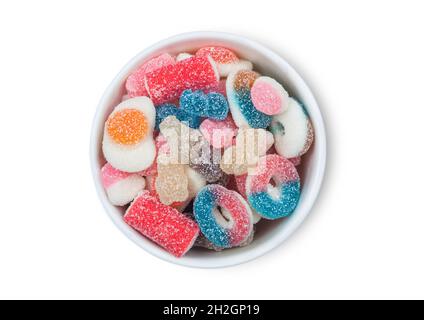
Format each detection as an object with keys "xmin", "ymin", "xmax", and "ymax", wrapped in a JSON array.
[{"xmin": 90, "ymin": 31, "xmax": 327, "ymax": 268}]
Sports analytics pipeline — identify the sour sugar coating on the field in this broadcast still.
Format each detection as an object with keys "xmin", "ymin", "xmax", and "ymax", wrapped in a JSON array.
[
  {"xmin": 124, "ymin": 191, "xmax": 199, "ymax": 257},
  {"xmin": 226, "ymin": 70, "xmax": 272, "ymax": 128},
  {"xmin": 196, "ymin": 46, "xmax": 253, "ymax": 77},
  {"xmin": 159, "ymin": 116, "xmax": 227, "ymax": 183},
  {"xmin": 149, "ymin": 163, "xmax": 205, "ymax": 204},
  {"xmin": 180, "ymin": 89, "xmax": 229, "ymax": 121},
  {"xmin": 101, "ymin": 163, "xmax": 145, "ymax": 206},
  {"xmin": 251, "ymin": 76, "xmax": 289, "ymax": 115},
  {"xmin": 102, "ymin": 97, "xmax": 156, "ymax": 173},
  {"xmin": 270, "ymin": 98, "xmax": 314, "ymax": 158},
  {"xmin": 190, "ymin": 142, "xmax": 228, "ymax": 183},
  {"xmin": 246, "ymin": 154, "xmax": 300, "ymax": 220},
  {"xmin": 193, "ymin": 184, "xmax": 253, "ymax": 248},
  {"xmin": 191, "ymin": 162, "xmax": 229, "ymax": 184},
  {"xmin": 199, "ymin": 116, "xmax": 237, "ymax": 149},
  {"xmin": 125, "ymin": 53, "xmax": 175, "ymax": 98},
  {"xmin": 155, "ymin": 103, "xmax": 201, "ymax": 129},
  {"xmin": 145, "ymin": 56, "xmax": 219, "ymax": 105},
  {"xmin": 235, "ymin": 174, "xmax": 248, "ymax": 199},
  {"xmin": 234, "ymin": 174, "xmax": 262, "ymax": 224},
  {"xmin": 190, "ymin": 138, "xmax": 228, "ymax": 183},
  {"xmin": 195, "ymin": 225, "xmax": 256, "ymax": 251},
  {"xmin": 144, "ymin": 174, "xmax": 187, "ymax": 210},
  {"xmin": 155, "ymin": 149, "xmax": 189, "ymax": 206},
  {"xmin": 221, "ymin": 128, "xmax": 274, "ymax": 175}
]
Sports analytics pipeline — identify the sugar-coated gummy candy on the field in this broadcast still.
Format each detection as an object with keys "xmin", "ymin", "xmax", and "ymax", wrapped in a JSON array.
[
  {"xmin": 189, "ymin": 132, "xmax": 228, "ymax": 183},
  {"xmin": 125, "ymin": 53, "xmax": 175, "ymax": 98},
  {"xmin": 155, "ymin": 149, "xmax": 189, "ymax": 205},
  {"xmin": 102, "ymin": 97, "xmax": 156, "ymax": 173},
  {"xmin": 199, "ymin": 116, "xmax": 237, "ymax": 149},
  {"xmin": 145, "ymin": 56, "xmax": 219, "ymax": 105},
  {"xmin": 196, "ymin": 46, "xmax": 253, "ymax": 77},
  {"xmin": 246, "ymin": 154, "xmax": 300, "ymax": 220},
  {"xmin": 155, "ymin": 103, "xmax": 201, "ymax": 129},
  {"xmin": 270, "ymin": 98, "xmax": 314, "ymax": 158},
  {"xmin": 193, "ymin": 184, "xmax": 253, "ymax": 248},
  {"xmin": 180, "ymin": 90, "xmax": 229, "ymax": 120},
  {"xmin": 191, "ymin": 161, "xmax": 228, "ymax": 183},
  {"xmin": 145, "ymin": 174, "xmax": 189, "ymax": 210},
  {"xmin": 196, "ymin": 46, "xmax": 238, "ymax": 65},
  {"xmin": 226, "ymin": 70, "xmax": 272, "ymax": 128},
  {"xmin": 195, "ymin": 226, "xmax": 255, "ymax": 251},
  {"xmin": 190, "ymin": 139, "xmax": 228, "ymax": 183},
  {"xmin": 151, "ymin": 167, "xmax": 206, "ymax": 210},
  {"xmin": 251, "ymin": 76, "xmax": 289, "ymax": 115},
  {"xmin": 221, "ymin": 128, "xmax": 274, "ymax": 175},
  {"xmin": 101, "ymin": 41, "xmax": 318, "ymax": 257},
  {"xmin": 234, "ymin": 174, "xmax": 262, "ymax": 224},
  {"xmin": 159, "ymin": 116, "xmax": 227, "ymax": 183},
  {"xmin": 124, "ymin": 191, "xmax": 199, "ymax": 257},
  {"xmin": 234, "ymin": 174, "xmax": 248, "ymax": 199},
  {"xmin": 101, "ymin": 163, "xmax": 145, "ymax": 206}
]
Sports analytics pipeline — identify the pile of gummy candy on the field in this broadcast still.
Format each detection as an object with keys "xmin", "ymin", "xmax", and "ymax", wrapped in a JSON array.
[{"xmin": 101, "ymin": 46, "xmax": 314, "ymax": 257}]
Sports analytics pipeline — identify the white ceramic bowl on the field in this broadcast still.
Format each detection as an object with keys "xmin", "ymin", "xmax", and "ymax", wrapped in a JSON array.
[{"xmin": 90, "ymin": 31, "xmax": 326, "ymax": 268}]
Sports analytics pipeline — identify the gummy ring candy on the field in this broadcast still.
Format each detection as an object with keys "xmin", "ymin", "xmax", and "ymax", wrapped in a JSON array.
[
  {"xmin": 246, "ymin": 154, "xmax": 300, "ymax": 219},
  {"xmin": 194, "ymin": 184, "xmax": 253, "ymax": 248},
  {"xmin": 270, "ymin": 98, "xmax": 314, "ymax": 158}
]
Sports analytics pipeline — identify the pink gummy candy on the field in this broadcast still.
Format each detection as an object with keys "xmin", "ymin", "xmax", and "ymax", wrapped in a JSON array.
[
  {"xmin": 251, "ymin": 76, "xmax": 289, "ymax": 115},
  {"xmin": 125, "ymin": 53, "xmax": 175, "ymax": 98},
  {"xmin": 101, "ymin": 163, "xmax": 132, "ymax": 189},
  {"xmin": 124, "ymin": 191, "xmax": 199, "ymax": 257},
  {"xmin": 145, "ymin": 56, "xmax": 219, "ymax": 105},
  {"xmin": 199, "ymin": 116, "xmax": 237, "ymax": 149}
]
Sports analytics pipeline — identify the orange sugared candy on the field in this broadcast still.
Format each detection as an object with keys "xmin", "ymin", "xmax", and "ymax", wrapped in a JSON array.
[{"xmin": 107, "ymin": 109, "xmax": 148, "ymax": 145}]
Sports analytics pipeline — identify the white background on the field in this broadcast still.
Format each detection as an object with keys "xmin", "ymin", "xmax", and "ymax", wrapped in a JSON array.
[{"xmin": 0, "ymin": 0, "xmax": 423, "ymax": 300}]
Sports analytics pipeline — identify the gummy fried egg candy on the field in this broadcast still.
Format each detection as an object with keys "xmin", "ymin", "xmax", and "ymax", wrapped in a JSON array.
[{"xmin": 102, "ymin": 97, "xmax": 156, "ymax": 173}]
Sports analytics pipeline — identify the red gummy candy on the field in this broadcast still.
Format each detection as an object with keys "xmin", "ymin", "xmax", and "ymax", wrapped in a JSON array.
[
  {"xmin": 124, "ymin": 191, "xmax": 199, "ymax": 257},
  {"xmin": 145, "ymin": 56, "xmax": 219, "ymax": 105},
  {"xmin": 125, "ymin": 53, "xmax": 175, "ymax": 98}
]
